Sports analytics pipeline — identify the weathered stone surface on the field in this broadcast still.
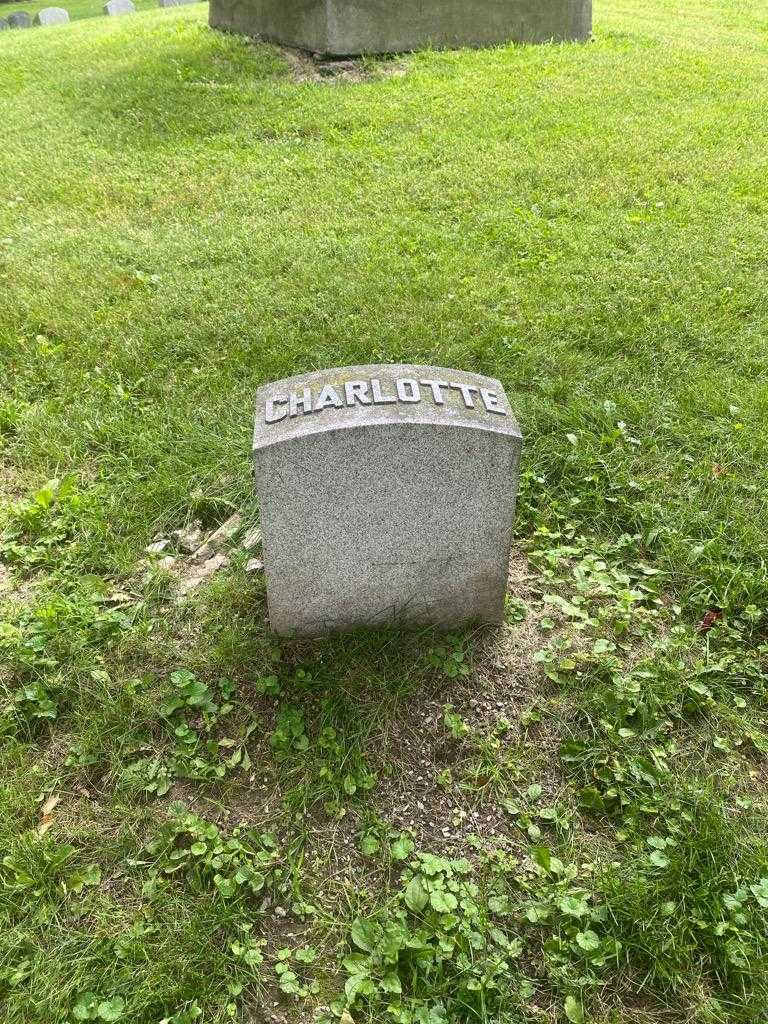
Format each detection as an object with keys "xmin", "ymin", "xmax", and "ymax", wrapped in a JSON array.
[
  {"xmin": 103, "ymin": 0, "xmax": 135, "ymax": 15},
  {"xmin": 34, "ymin": 6, "xmax": 70, "ymax": 24},
  {"xmin": 177, "ymin": 553, "xmax": 229, "ymax": 595},
  {"xmin": 145, "ymin": 538, "xmax": 171, "ymax": 555},
  {"xmin": 210, "ymin": 0, "xmax": 591, "ymax": 55},
  {"xmin": 7, "ymin": 11, "xmax": 32, "ymax": 27},
  {"xmin": 253, "ymin": 364, "xmax": 522, "ymax": 638},
  {"xmin": 242, "ymin": 524, "xmax": 263, "ymax": 551},
  {"xmin": 171, "ymin": 523, "xmax": 205, "ymax": 554}
]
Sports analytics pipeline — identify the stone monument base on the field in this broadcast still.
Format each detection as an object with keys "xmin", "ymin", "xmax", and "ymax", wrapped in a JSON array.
[{"xmin": 209, "ymin": 0, "xmax": 592, "ymax": 56}]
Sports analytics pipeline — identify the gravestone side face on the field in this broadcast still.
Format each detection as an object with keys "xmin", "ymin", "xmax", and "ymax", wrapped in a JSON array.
[
  {"xmin": 103, "ymin": 0, "xmax": 135, "ymax": 14},
  {"xmin": 34, "ymin": 6, "xmax": 70, "ymax": 24},
  {"xmin": 8, "ymin": 11, "xmax": 32, "ymax": 27},
  {"xmin": 253, "ymin": 364, "xmax": 522, "ymax": 638},
  {"xmin": 0, "ymin": 17, "xmax": 10, "ymax": 30}
]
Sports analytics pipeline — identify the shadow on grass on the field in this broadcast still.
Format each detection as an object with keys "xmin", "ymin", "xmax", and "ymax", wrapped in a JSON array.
[
  {"xmin": 53, "ymin": 19, "xmax": 294, "ymax": 152},
  {"xmin": 203, "ymin": 565, "xmax": 502, "ymax": 705}
]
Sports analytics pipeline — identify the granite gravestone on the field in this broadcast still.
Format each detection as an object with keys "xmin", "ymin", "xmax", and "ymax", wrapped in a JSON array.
[
  {"xmin": 252, "ymin": 364, "xmax": 522, "ymax": 638},
  {"xmin": 34, "ymin": 6, "xmax": 70, "ymax": 24},
  {"xmin": 8, "ymin": 11, "xmax": 32, "ymax": 27},
  {"xmin": 104, "ymin": 0, "xmax": 135, "ymax": 14},
  {"xmin": 210, "ymin": 0, "xmax": 591, "ymax": 55}
]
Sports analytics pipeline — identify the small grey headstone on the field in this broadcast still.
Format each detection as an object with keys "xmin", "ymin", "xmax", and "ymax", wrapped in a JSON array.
[
  {"xmin": 7, "ymin": 11, "xmax": 32, "ymax": 27},
  {"xmin": 0, "ymin": 17, "xmax": 10, "ymax": 29},
  {"xmin": 34, "ymin": 6, "xmax": 70, "ymax": 25},
  {"xmin": 103, "ymin": 0, "xmax": 135, "ymax": 14},
  {"xmin": 158, "ymin": 0, "xmax": 196, "ymax": 7},
  {"xmin": 253, "ymin": 364, "xmax": 523, "ymax": 637}
]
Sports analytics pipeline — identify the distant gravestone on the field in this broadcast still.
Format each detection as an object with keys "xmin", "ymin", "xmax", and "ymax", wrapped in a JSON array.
[
  {"xmin": 103, "ymin": 0, "xmax": 135, "ymax": 14},
  {"xmin": 158, "ymin": 0, "xmax": 196, "ymax": 7},
  {"xmin": 34, "ymin": 6, "xmax": 70, "ymax": 24},
  {"xmin": 0, "ymin": 17, "xmax": 10, "ymax": 29},
  {"xmin": 252, "ymin": 364, "xmax": 522, "ymax": 638},
  {"xmin": 7, "ymin": 10, "xmax": 32, "ymax": 27}
]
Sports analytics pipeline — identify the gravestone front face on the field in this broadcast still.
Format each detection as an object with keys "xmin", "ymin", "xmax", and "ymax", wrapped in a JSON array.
[
  {"xmin": 253, "ymin": 364, "xmax": 522, "ymax": 638},
  {"xmin": 103, "ymin": 0, "xmax": 135, "ymax": 14},
  {"xmin": 34, "ymin": 6, "xmax": 70, "ymax": 24},
  {"xmin": 8, "ymin": 11, "xmax": 32, "ymax": 27},
  {"xmin": 210, "ymin": 0, "xmax": 591, "ymax": 55}
]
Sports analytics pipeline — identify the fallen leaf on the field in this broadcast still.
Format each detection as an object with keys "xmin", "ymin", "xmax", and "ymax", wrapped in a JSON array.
[
  {"xmin": 41, "ymin": 794, "xmax": 61, "ymax": 816},
  {"xmin": 38, "ymin": 794, "xmax": 61, "ymax": 836},
  {"xmin": 697, "ymin": 608, "xmax": 723, "ymax": 633}
]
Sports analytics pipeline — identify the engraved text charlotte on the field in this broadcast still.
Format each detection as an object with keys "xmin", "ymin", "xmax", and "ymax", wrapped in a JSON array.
[{"xmin": 264, "ymin": 376, "xmax": 508, "ymax": 424}]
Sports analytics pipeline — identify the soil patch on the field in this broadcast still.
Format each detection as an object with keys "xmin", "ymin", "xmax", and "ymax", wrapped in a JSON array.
[{"xmin": 278, "ymin": 46, "xmax": 407, "ymax": 84}]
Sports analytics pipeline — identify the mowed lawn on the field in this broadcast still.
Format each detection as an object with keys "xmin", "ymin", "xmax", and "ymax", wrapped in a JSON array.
[
  {"xmin": 0, "ymin": 0, "xmax": 200, "ymax": 23},
  {"xmin": 1, "ymin": 2, "xmax": 768, "ymax": 1023}
]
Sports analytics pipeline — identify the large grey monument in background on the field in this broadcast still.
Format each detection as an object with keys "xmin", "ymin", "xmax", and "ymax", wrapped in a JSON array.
[
  {"xmin": 210, "ymin": 0, "xmax": 592, "ymax": 55},
  {"xmin": 253, "ymin": 365, "xmax": 522, "ymax": 638}
]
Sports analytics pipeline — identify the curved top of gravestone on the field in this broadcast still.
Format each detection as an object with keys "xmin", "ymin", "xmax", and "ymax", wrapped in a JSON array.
[
  {"xmin": 34, "ymin": 6, "xmax": 70, "ymax": 24},
  {"xmin": 253, "ymin": 363, "xmax": 521, "ymax": 453},
  {"xmin": 8, "ymin": 10, "xmax": 33, "ymax": 26}
]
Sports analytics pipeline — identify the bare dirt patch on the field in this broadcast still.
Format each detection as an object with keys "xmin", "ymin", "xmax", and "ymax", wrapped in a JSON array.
[
  {"xmin": 368, "ymin": 553, "xmax": 556, "ymax": 856},
  {"xmin": 0, "ymin": 560, "xmax": 38, "ymax": 609},
  {"xmin": 371, "ymin": 700, "xmax": 519, "ymax": 856},
  {"xmin": 471, "ymin": 550, "xmax": 550, "ymax": 724},
  {"xmin": 278, "ymin": 46, "xmax": 408, "ymax": 84},
  {"xmin": 0, "ymin": 461, "xmax": 24, "ymax": 504},
  {"xmin": 0, "ymin": 561, "xmax": 12, "ymax": 598}
]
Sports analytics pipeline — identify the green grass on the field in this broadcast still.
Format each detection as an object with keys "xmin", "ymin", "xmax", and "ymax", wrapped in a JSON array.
[
  {"xmin": 1, "ymin": 0, "xmax": 203, "ymax": 24},
  {"xmin": 1, "ymin": 2, "xmax": 768, "ymax": 1022}
]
